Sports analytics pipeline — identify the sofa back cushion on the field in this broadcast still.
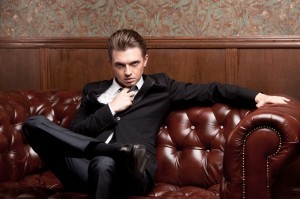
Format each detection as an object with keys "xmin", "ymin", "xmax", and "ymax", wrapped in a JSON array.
[
  {"xmin": 0, "ymin": 90, "xmax": 81, "ymax": 181},
  {"xmin": 155, "ymin": 104, "xmax": 251, "ymax": 188}
]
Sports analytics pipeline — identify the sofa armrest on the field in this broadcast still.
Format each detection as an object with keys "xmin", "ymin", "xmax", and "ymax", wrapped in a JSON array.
[{"xmin": 221, "ymin": 97, "xmax": 300, "ymax": 199}]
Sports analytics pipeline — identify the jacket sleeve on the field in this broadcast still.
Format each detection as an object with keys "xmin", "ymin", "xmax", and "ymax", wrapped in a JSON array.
[
  {"xmin": 68, "ymin": 84, "xmax": 118, "ymax": 137},
  {"xmin": 162, "ymin": 73, "xmax": 259, "ymax": 108}
]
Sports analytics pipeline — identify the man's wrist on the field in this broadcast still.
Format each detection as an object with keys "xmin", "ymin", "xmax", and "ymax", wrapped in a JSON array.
[{"xmin": 108, "ymin": 103, "xmax": 116, "ymax": 116}]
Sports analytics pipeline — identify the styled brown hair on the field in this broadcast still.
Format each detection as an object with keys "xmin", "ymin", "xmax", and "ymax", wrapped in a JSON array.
[{"xmin": 108, "ymin": 29, "xmax": 148, "ymax": 60}]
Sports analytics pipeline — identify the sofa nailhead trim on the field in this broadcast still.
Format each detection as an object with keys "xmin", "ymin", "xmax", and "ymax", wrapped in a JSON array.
[{"xmin": 242, "ymin": 126, "xmax": 282, "ymax": 199}]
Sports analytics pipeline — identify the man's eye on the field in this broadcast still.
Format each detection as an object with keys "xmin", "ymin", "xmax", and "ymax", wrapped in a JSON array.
[
  {"xmin": 132, "ymin": 62, "xmax": 139, "ymax": 66},
  {"xmin": 115, "ymin": 64, "xmax": 124, "ymax": 68}
]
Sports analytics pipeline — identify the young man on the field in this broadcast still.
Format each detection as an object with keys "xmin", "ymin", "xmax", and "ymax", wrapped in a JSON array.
[{"xmin": 22, "ymin": 29, "xmax": 289, "ymax": 199}]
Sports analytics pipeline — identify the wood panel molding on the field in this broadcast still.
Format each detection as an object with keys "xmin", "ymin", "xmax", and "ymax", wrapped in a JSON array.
[{"xmin": 0, "ymin": 36, "xmax": 299, "ymax": 49}]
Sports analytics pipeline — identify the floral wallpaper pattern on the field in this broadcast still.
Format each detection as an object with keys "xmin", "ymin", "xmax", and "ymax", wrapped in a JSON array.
[{"xmin": 0, "ymin": 0, "xmax": 299, "ymax": 37}]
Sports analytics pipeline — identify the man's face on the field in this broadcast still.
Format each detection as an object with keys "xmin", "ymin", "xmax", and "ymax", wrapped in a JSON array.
[{"xmin": 110, "ymin": 47, "xmax": 148, "ymax": 88}]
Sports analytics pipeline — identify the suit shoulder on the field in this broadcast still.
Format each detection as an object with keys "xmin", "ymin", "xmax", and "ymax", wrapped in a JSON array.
[
  {"xmin": 82, "ymin": 80, "xmax": 111, "ymax": 92},
  {"xmin": 148, "ymin": 73, "xmax": 170, "ymax": 81},
  {"xmin": 81, "ymin": 81, "xmax": 100, "ymax": 91}
]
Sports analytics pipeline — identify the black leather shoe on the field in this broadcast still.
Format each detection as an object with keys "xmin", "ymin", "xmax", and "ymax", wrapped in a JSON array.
[{"xmin": 120, "ymin": 144, "xmax": 150, "ymax": 175}]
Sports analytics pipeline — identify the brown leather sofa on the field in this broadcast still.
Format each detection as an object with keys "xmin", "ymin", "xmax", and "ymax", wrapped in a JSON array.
[{"xmin": 1, "ymin": 90, "xmax": 300, "ymax": 199}]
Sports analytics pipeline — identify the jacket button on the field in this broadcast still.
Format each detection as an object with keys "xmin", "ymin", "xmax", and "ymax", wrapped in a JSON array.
[{"xmin": 116, "ymin": 117, "xmax": 121, "ymax": 121}]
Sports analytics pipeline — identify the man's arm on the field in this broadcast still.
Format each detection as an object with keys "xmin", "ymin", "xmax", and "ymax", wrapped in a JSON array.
[
  {"xmin": 69, "ymin": 85, "xmax": 119, "ymax": 137},
  {"xmin": 163, "ymin": 73, "xmax": 290, "ymax": 108}
]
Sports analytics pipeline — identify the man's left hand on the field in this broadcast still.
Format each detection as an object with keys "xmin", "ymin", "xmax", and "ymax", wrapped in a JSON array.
[{"xmin": 255, "ymin": 93, "xmax": 290, "ymax": 108}]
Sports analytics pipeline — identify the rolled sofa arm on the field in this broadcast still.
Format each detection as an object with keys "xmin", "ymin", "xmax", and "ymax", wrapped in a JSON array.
[{"xmin": 220, "ymin": 96, "xmax": 300, "ymax": 199}]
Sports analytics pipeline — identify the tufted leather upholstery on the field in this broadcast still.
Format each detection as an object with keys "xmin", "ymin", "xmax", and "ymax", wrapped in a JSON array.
[{"xmin": 1, "ymin": 90, "xmax": 300, "ymax": 199}]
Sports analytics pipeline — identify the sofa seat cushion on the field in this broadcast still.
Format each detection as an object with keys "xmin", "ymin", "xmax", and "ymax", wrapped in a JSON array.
[
  {"xmin": 0, "ymin": 188, "xmax": 88, "ymax": 199},
  {"xmin": 0, "ymin": 170, "xmax": 89, "ymax": 199},
  {"xmin": 48, "ymin": 192, "xmax": 89, "ymax": 199},
  {"xmin": 129, "ymin": 183, "xmax": 220, "ymax": 198},
  {"xmin": 0, "ymin": 170, "xmax": 63, "ymax": 190}
]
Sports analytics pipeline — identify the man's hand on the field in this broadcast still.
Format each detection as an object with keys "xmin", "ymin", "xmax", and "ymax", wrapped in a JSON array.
[
  {"xmin": 255, "ymin": 93, "xmax": 290, "ymax": 108},
  {"xmin": 109, "ymin": 88, "xmax": 137, "ymax": 113}
]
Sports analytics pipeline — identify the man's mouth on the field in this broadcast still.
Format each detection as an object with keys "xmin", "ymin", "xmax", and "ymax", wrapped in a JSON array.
[{"xmin": 124, "ymin": 78, "xmax": 135, "ymax": 84}]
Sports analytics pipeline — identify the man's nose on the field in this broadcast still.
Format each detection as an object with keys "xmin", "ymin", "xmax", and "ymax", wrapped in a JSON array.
[{"xmin": 125, "ymin": 66, "xmax": 132, "ymax": 75}]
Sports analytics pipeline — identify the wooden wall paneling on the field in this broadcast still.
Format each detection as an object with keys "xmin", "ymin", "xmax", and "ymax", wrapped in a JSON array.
[
  {"xmin": 40, "ymin": 48, "xmax": 49, "ymax": 90},
  {"xmin": 145, "ymin": 49, "xmax": 226, "ymax": 84},
  {"xmin": 225, "ymin": 48, "xmax": 238, "ymax": 84},
  {"xmin": 0, "ymin": 49, "xmax": 41, "ymax": 90},
  {"xmin": 197, "ymin": 49, "xmax": 227, "ymax": 84},
  {"xmin": 47, "ymin": 48, "xmax": 113, "ymax": 90},
  {"xmin": 237, "ymin": 49, "xmax": 300, "ymax": 99},
  {"xmin": 0, "ymin": 37, "xmax": 299, "ymax": 99}
]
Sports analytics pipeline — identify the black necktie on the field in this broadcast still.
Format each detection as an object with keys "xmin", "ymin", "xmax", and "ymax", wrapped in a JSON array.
[
  {"xmin": 128, "ymin": 86, "xmax": 138, "ymax": 92},
  {"xmin": 118, "ymin": 86, "xmax": 138, "ymax": 93}
]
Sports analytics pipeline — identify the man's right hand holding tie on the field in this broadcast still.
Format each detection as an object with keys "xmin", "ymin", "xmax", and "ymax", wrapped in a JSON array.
[{"xmin": 109, "ymin": 87, "xmax": 137, "ymax": 113}]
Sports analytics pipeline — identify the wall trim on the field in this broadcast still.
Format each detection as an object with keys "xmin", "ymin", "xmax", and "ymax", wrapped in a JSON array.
[{"xmin": 0, "ymin": 36, "xmax": 299, "ymax": 49}]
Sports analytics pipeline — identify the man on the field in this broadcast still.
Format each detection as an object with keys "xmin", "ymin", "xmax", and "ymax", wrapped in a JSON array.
[{"xmin": 22, "ymin": 29, "xmax": 289, "ymax": 199}]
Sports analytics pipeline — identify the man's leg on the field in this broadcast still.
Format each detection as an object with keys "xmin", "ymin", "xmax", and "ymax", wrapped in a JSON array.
[
  {"xmin": 88, "ymin": 156, "xmax": 117, "ymax": 199},
  {"xmin": 52, "ymin": 157, "xmax": 90, "ymax": 193},
  {"xmin": 41, "ymin": 155, "xmax": 117, "ymax": 199},
  {"xmin": 22, "ymin": 116, "xmax": 120, "ymax": 198},
  {"xmin": 22, "ymin": 115, "xmax": 122, "ymax": 158},
  {"xmin": 61, "ymin": 152, "xmax": 150, "ymax": 199},
  {"xmin": 112, "ymin": 166, "xmax": 154, "ymax": 198},
  {"xmin": 22, "ymin": 115, "xmax": 151, "ymax": 198},
  {"xmin": 22, "ymin": 115, "xmax": 150, "ymax": 176},
  {"xmin": 62, "ymin": 156, "xmax": 118, "ymax": 199}
]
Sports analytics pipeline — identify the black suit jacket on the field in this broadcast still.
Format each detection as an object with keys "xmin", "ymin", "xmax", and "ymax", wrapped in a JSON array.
[{"xmin": 69, "ymin": 73, "xmax": 258, "ymax": 179}]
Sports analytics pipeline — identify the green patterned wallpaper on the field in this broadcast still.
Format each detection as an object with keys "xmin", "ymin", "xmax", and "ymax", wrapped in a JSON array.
[{"xmin": 0, "ymin": 0, "xmax": 299, "ymax": 37}]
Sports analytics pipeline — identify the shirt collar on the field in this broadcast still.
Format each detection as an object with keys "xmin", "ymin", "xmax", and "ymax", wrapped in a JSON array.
[
  {"xmin": 111, "ymin": 77, "xmax": 144, "ymax": 92},
  {"xmin": 135, "ymin": 77, "xmax": 144, "ymax": 90}
]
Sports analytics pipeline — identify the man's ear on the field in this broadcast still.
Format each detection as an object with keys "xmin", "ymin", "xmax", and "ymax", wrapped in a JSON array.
[{"xmin": 144, "ymin": 54, "xmax": 149, "ymax": 67}]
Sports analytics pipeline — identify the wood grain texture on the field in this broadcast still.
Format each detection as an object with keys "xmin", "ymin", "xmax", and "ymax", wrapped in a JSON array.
[
  {"xmin": 0, "ymin": 37, "xmax": 299, "ymax": 99},
  {"xmin": 0, "ymin": 49, "xmax": 41, "ymax": 90},
  {"xmin": 237, "ymin": 49, "xmax": 300, "ymax": 97}
]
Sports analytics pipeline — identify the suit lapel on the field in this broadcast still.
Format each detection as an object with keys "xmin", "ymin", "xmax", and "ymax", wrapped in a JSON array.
[
  {"xmin": 132, "ymin": 76, "xmax": 155, "ymax": 106},
  {"xmin": 87, "ymin": 80, "xmax": 113, "ymax": 104}
]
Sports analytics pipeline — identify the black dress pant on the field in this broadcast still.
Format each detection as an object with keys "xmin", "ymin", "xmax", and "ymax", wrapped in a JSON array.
[{"xmin": 22, "ymin": 115, "xmax": 153, "ymax": 199}]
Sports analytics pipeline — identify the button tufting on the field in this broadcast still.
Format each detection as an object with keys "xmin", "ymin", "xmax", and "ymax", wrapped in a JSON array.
[
  {"xmin": 190, "ymin": 126, "xmax": 195, "ymax": 130},
  {"xmin": 220, "ymin": 125, "xmax": 223, "ymax": 129}
]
